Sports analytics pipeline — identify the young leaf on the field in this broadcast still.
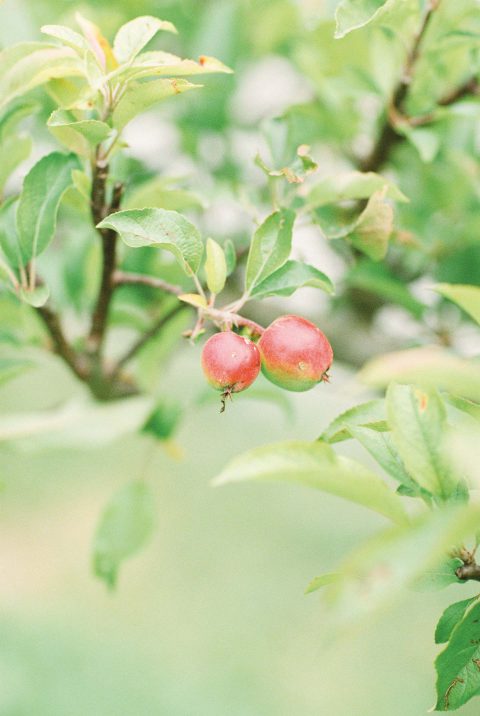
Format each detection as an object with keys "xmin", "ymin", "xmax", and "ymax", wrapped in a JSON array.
[
  {"xmin": 0, "ymin": 98, "xmax": 39, "ymax": 139},
  {"xmin": 412, "ymin": 557, "xmax": 463, "ymax": 592},
  {"xmin": 305, "ymin": 572, "xmax": 339, "ymax": 595},
  {"xmin": 434, "ymin": 283, "xmax": 480, "ymax": 325},
  {"xmin": 435, "ymin": 596, "xmax": 480, "ymax": 644},
  {"xmin": 47, "ymin": 109, "xmax": 112, "ymax": 156},
  {"xmin": 306, "ymin": 170, "xmax": 408, "ymax": 208},
  {"xmin": 0, "ymin": 42, "xmax": 84, "ymax": 109},
  {"xmin": 204, "ymin": 238, "xmax": 227, "ymax": 295},
  {"xmin": 40, "ymin": 24, "xmax": 89, "ymax": 53},
  {"xmin": 93, "ymin": 480, "xmax": 156, "ymax": 589},
  {"xmin": 250, "ymin": 260, "xmax": 334, "ymax": 299},
  {"xmin": 0, "ymin": 133, "xmax": 32, "ymax": 193},
  {"xmin": 141, "ymin": 401, "xmax": 181, "ymax": 441},
  {"xmin": 245, "ymin": 209, "xmax": 295, "ymax": 292},
  {"xmin": 224, "ymin": 239, "xmax": 237, "ymax": 276},
  {"xmin": 116, "ymin": 51, "xmax": 233, "ymax": 83},
  {"xmin": 0, "ymin": 196, "xmax": 22, "ymax": 271},
  {"xmin": 348, "ymin": 425, "xmax": 423, "ymax": 496},
  {"xmin": 386, "ymin": 384, "xmax": 456, "ymax": 499},
  {"xmin": 112, "ymin": 78, "xmax": 201, "ymax": 130},
  {"xmin": 178, "ymin": 293, "xmax": 207, "ymax": 308},
  {"xmin": 19, "ymin": 284, "xmax": 50, "ymax": 307},
  {"xmin": 75, "ymin": 13, "xmax": 118, "ymax": 71},
  {"xmin": 113, "ymin": 16, "xmax": 177, "ymax": 64},
  {"xmin": 213, "ymin": 440, "xmax": 409, "ymax": 526},
  {"xmin": 346, "ymin": 188, "xmax": 393, "ymax": 261},
  {"xmin": 16, "ymin": 152, "xmax": 79, "ymax": 265},
  {"xmin": 435, "ymin": 601, "xmax": 480, "ymax": 711},
  {"xmin": 320, "ymin": 399, "xmax": 387, "ymax": 443},
  {"xmin": 97, "ymin": 208, "xmax": 204, "ymax": 274},
  {"xmin": 335, "ymin": 0, "xmax": 393, "ymax": 39}
]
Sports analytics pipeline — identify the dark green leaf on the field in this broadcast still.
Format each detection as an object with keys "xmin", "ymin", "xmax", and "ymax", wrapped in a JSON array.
[
  {"xmin": 250, "ymin": 260, "xmax": 334, "ymax": 299},
  {"xmin": 435, "ymin": 596, "xmax": 480, "ymax": 644},
  {"xmin": 245, "ymin": 209, "xmax": 295, "ymax": 292}
]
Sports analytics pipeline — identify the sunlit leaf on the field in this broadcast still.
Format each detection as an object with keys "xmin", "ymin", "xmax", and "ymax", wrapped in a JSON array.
[
  {"xmin": 47, "ymin": 109, "xmax": 112, "ymax": 156},
  {"xmin": 245, "ymin": 209, "xmax": 295, "ymax": 292},
  {"xmin": 113, "ymin": 16, "xmax": 177, "ymax": 64},
  {"xmin": 204, "ymin": 238, "xmax": 227, "ymax": 295},
  {"xmin": 250, "ymin": 260, "xmax": 334, "ymax": 299},
  {"xmin": 112, "ymin": 78, "xmax": 201, "ymax": 130},
  {"xmin": 434, "ymin": 283, "xmax": 480, "ymax": 325},
  {"xmin": 335, "ymin": 0, "xmax": 394, "ymax": 39},
  {"xmin": 214, "ymin": 440, "xmax": 409, "ymax": 525},
  {"xmin": 320, "ymin": 399, "xmax": 387, "ymax": 443}
]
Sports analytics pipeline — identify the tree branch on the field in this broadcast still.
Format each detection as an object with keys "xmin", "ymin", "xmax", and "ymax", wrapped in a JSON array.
[
  {"xmin": 36, "ymin": 304, "xmax": 88, "ymax": 381},
  {"xmin": 88, "ymin": 157, "xmax": 123, "ymax": 356},
  {"xmin": 113, "ymin": 270, "xmax": 183, "ymax": 296},
  {"xmin": 456, "ymin": 561, "xmax": 480, "ymax": 582},
  {"xmin": 110, "ymin": 303, "xmax": 189, "ymax": 378}
]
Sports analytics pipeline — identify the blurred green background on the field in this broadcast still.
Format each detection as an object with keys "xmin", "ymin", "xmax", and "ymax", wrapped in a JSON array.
[{"xmin": 1, "ymin": 0, "xmax": 480, "ymax": 714}]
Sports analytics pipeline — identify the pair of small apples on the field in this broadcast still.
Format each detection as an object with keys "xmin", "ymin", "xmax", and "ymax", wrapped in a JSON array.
[{"xmin": 202, "ymin": 315, "xmax": 333, "ymax": 410}]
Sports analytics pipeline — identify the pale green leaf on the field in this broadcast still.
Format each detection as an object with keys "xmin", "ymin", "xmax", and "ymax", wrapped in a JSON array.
[
  {"xmin": 204, "ymin": 238, "xmax": 227, "ymax": 295},
  {"xmin": 412, "ymin": 557, "xmax": 463, "ymax": 592},
  {"xmin": 320, "ymin": 399, "xmax": 387, "ymax": 443},
  {"xmin": 0, "ymin": 42, "xmax": 84, "ymax": 109},
  {"xmin": 0, "ymin": 133, "xmax": 31, "ymax": 193},
  {"xmin": 434, "ymin": 283, "xmax": 480, "ymax": 325},
  {"xmin": 125, "ymin": 177, "xmax": 202, "ymax": 211},
  {"xmin": 359, "ymin": 347, "xmax": 480, "ymax": 403},
  {"xmin": 0, "ymin": 196, "xmax": 22, "ymax": 271},
  {"xmin": 0, "ymin": 357, "xmax": 33, "ymax": 386},
  {"xmin": 224, "ymin": 239, "xmax": 236, "ymax": 276},
  {"xmin": 47, "ymin": 109, "xmax": 112, "ymax": 156},
  {"xmin": 113, "ymin": 16, "xmax": 177, "ymax": 64},
  {"xmin": 112, "ymin": 78, "xmax": 201, "ymax": 130},
  {"xmin": 97, "ymin": 208, "xmax": 204, "ymax": 274},
  {"xmin": 245, "ymin": 209, "xmax": 295, "ymax": 292},
  {"xmin": 348, "ymin": 425, "xmax": 422, "ymax": 495},
  {"xmin": 335, "ymin": 0, "xmax": 394, "ymax": 39},
  {"xmin": 214, "ymin": 440, "xmax": 409, "ymax": 526},
  {"xmin": 305, "ymin": 573, "xmax": 339, "ymax": 595},
  {"xmin": 307, "ymin": 171, "xmax": 408, "ymax": 208},
  {"xmin": 0, "ymin": 98, "xmax": 39, "ymax": 139},
  {"xmin": 250, "ymin": 260, "xmax": 334, "ymax": 299},
  {"xmin": 386, "ymin": 383, "xmax": 456, "ymax": 498},
  {"xmin": 19, "ymin": 284, "xmax": 50, "ymax": 308},
  {"xmin": 346, "ymin": 188, "xmax": 393, "ymax": 261},
  {"xmin": 93, "ymin": 480, "xmax": 156, "ymax": 589},
  {"xmin": 40, "ymin": 24, "xmax": 89, "ymax": 52},
  {"xmin": 114, "ymin": 51, "xmax": 233, "ymax": 83},
  {"xmin": 16, "ymin": 152, "xmax": 79, "ymax": 265},
  {"xmin": 435, "ymin": 596, "xmax": 480, "ymax": 644}
]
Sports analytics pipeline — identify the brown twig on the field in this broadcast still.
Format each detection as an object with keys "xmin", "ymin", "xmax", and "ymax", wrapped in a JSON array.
[
  {"xmin": 113, "ymin": 270, "xmax": 183, "ymax": 296},
  {"xmin": 88, "ymin": 158, "xmax": 123, "ymax": 356},
  {"xmin": 36, "ymin": 304, "xmax": 88, "ymax": 381},
  {"xmin": 110, "ymin": 303, "xmax": 189, "ymax": 378},
  {"xmin": 456, "ymin": 561, "xmax": 480, "ymax": 582}
]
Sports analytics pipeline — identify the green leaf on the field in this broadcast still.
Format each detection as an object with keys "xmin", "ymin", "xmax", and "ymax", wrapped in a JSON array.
[
  {"xmin": 348, "ymin": 425, "xmax": 423, "ymax": 495},
  {"xmin": 112, "ymin": 78, "xmax": 201, "ymax": 130},
  {"xmin": 40, "ymin": 24, "xmax": 89, "ymax": 53},
  {"xmin": 0, "ymin": 357, "xmax": 33, "ymax": 386},
  {"xmin": 125, "ymin": 177, "xmax": 203, "ymax": 212},
  {"xmin": 250, "ymin": 260, "xmax": 334, "ymax": 299},
  {"xmin": 386, "ymin": 384, "xmax": 456, "ymax": 499},
  {"xmin": 435, "ymin": 596, "xmax": 480, "ymax": 644},
  {"xmin": 305, "ymin": 572, "xmax": 339, "ymax": 595},
  {"xmin": 47, "ymin": 109, "xmax": 112, "ymax": 156},
  {"xmin": 320, "ymin": 399, "xmax": 387, "ymax": 443},
  {"xmin": 245, "ymin": 209, "xmax": 295, "ymax": 292},
  {"xmin": 359, "ymin": 347, "xmax": 480, "ymax": 403},
  {"xmin": 413, "ymin": 557, "xmax": 463, "ymax": 592},
  {"xmin": 434, "ymin": 283, "xmax": 480, "ymax": 325},
  {"xmin": 204, "ymin": 238, "xmax": 227, "ymax": 295},
  {"xmin": 306, "ymin": 171, "xmax": 408, "ymax": 208},
  {"xmin": 224, "ymin": 239, "xmax": 236, "ymax": 276},
  {"xmin": 115, "ymin": 51, "xmax": 233, "ymax": 84},
  {"xmin": 0, "ymin": 42, "xmax": 84, "ymax": 109},
  {"xmin": 0, "ymin": 133, "xmax": 32, "ymax": 193},
  {"xmin": 214, "ymin": 440, "xmax": 409, "ymax": 526},
  {"xmin": 0, "ymin": 98, "xmax": 39, "ymax": 139},
  {"xmin": 97, "ymin": 208, "xmax": 203, "ymax": 274},
  {"xmin": 141, "ymin": 401, "xmax": 181, "ymax": 441},
  {"xmin": 346, "ymin": 260, "xmax": 425, "ymax": 318},
  {"xmin": 16, "ymin": 152, "xmax": 79, "ymax": 265},
  {"xmin": 335, "ymin": 0, "xmax": 393, "ymax": 39},
  {"xmin": 19, "ymin": 284, "xmax": 50, "ymax": 307},
  {"xmin": 345, "ymin": 188, "xmax": 393, "ymax": 261},
  {"xmin": 113, "ymin": 16, "xmax": 177, "ymax": 64},
  {"xmin": 401, "ymin": 125, "xmax": 440, "ymax": 162},
  {"xmin": 325, "ymin": 504, "xmax": 480, "ymax": 625},
  {"xmin": 0, "ymin": 196, "xmax": 22, "ymax": 271},
  {"xmin": 93, "ymin": 480, "xmax": 156, "ymax": 589},
  {"xmin": 435, "ymin": 601, "xmax": 480, "ymax": 711}
]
